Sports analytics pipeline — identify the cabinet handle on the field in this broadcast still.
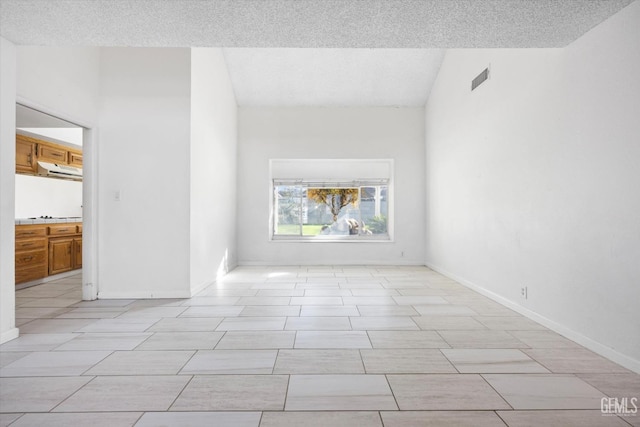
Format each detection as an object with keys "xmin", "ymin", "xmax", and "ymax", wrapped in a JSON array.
[
  {"xmin": 57, "ymin": 229, "xmax": 69, "ymax": 232},
  {"xmin": 23, "ymin": 231, "xmax": 35, "ymax": 235},
  {"xmin": 21, "ymin": 243, "xmax": 34, "ymax": 247},
  {"xmin": 24, "ymin": 256, "xmax": 33, "ymax": 261}
]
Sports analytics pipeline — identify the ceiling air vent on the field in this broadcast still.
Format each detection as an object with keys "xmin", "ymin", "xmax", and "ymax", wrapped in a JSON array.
[{"xmin": 471, "ymin": 67, "xmax": 489, "ymax": 91}]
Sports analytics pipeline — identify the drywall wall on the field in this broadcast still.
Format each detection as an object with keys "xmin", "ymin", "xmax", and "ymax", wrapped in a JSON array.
[
  {"xmin": 18, "ymin": 128, "xmax": 83, "ymax": 146},
  {"xmin": 190, "ymin": 48, "xmax": 238, "ymax": 294},
  {"xmin": 425, "ymin": 1, "xmax": 640, "ymax": 370},
  {"xmin": 0, "ymin": 36, "xmax": 18, "ymax": 343},
  {"xmin": 16, "ymin": 47, "xmax": 100, "ymax": 121},
  {"xmin": 238, "ymin": 107, "xmax": 425, "ymax": 265},
  {"xmin": 98, "ymin": 47, "xmax": 191, "ymax": 298},
  {"xmin": 15, "ymin": 175, "xmax": 82, "ymax": 218}
]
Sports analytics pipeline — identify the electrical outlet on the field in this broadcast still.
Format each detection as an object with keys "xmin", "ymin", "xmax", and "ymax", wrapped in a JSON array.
[{"xmin": 521, "ymin": 286, "xmax": 528, "ymax": 299}]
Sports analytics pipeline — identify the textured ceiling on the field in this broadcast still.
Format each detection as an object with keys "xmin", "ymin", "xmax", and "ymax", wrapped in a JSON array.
[
  {"xmin": 224, "ymin": 48, "xmax": 445, "ymax": 106},
  {"xmin": 0, "ymin": 0, "xmax": 634, "ymax": 48},
  {"xmin": 0, "ymin": 0, "xmax": 634, "ymax": 106}
]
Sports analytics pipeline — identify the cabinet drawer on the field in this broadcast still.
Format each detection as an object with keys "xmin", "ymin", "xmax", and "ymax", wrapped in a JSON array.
[
  {"xmin": 15, "ymin": 226, "xmax": 47, "ymax": 238},
  {"xmin": 15, "ymin": 238, "xmax": 47, "ymax": 252},
  {"xmin": 48, "ymin": 224, "xmax": 77, "ymax": 236},
  {"xmin": 16, "ymin": 264, "xmax": 48, "ymax": 284},
  {"xmin": 69, "ymin": 152, "xmax": 83, "ymax": 167},
  {"xmin": 15, "ymin": 249, "xmax": 47, "ymax": 269},
  {"xmin": 38, "ymin": 144, "xmax": 68, "ymax": 163}
]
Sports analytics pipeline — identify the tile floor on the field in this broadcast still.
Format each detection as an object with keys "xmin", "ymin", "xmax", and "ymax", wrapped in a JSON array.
[{"xmin": 1, "ymin": 266, "xmax": 639, "ymax": 427}]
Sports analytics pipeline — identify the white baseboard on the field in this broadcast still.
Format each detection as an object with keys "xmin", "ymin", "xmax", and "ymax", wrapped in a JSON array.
[
  {"xmin": 0, "ymin": 327, "xmax": 19, "ymax": 344},
  {"xmin": 426, "ymin": 261, "xmax": 640, "ymax": 374}
]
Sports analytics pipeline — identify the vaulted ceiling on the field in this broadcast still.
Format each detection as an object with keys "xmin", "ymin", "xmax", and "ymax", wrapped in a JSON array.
[{"xmin": 0, "ymin": 0, "xmax": 634, "ymax": 106}]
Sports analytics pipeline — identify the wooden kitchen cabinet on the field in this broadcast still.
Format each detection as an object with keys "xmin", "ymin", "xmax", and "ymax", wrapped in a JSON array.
[
  {"xmin": 16, "ymin": 222, "xmax": 82, "ymax": 285},
  {"xmin": 16, "ymin": 135, "xmax": 38, "ymax": 174},
  {"xmin": 38, "ymin": 144, "xmax": 68, "ymax": 164},
  {"xmin": 69, "ymin": 151, "xmax": 83, "ymax": 167},
  {"xmin": 73, "ymin": 238, "xmax": 82, "ymax": 269},
  {"xmin": 15, "ymin": 224, "xmax": 48, "ymax": 284},
  {"xmin": 49, "ymin": 238, "xmax": 74, "ymax": 275}
]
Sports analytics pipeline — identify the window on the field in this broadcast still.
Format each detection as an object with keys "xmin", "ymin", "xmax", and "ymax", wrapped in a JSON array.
[{"xmin": 273, "ymin": 180, "xmax": 390, "ymax": 240}]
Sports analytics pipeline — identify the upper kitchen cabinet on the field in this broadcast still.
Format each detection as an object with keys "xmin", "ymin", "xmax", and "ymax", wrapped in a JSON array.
[
  {"xmin": 15, "ymin": 133, "xmax": 83, "ymax": 178},
  {"xmin": 15, "ymin": 134, "xmax": 38, "ymax": 174}
]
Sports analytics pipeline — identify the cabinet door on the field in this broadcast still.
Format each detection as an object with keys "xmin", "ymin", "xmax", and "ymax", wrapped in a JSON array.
[
  {"xmin": 73, "ymin": 238, "xmax": 82, "ymax": 269},
  {"xmin": 69, "ymin": 152, "xmax": 83, "ymax": 167},
  {"xmin": 16, "ymin": 138, "xmax": 37, "ymax": 173},
  {"xmin": 49, "ymin": 239, "xmax": 73, "ymax": 275},
  {"xmin": 39, "ymin": 144, "xmax": 68, "ymax": 164}
]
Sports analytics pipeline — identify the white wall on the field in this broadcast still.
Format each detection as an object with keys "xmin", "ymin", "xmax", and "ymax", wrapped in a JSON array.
[
  {"xmin": 16, "ymin": 47, "xmax": 100, "ymax": 121},
  {"xmin": 98, "ymin": 48, "xmax": 192, "ymax": 298},
  {"xmin": 0, "ymin": 37, "xmax": 18, "ymax": 343},
  {"xmin": 425, "ymin": 2, "xmax": 640, "ymax": 371},
  {"xmin": 15, "ymin": 175, "xmax": 82, "ymax": 218},
  {"xmin": 238, "ymin": 107, "xmax": 425, "ymax": 265},
  {"xmin": 18, "ymin": 128, "xmax": 83, "ymax": 146},
  {"xmin": 190, "ymin": 48, "xmax": 238, "ymax": 294}
]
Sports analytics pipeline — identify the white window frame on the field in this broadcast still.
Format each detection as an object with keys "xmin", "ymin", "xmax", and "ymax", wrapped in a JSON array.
[{"xmin": 268, "ymin": 159, "xmax": 394, "ymax": 243}]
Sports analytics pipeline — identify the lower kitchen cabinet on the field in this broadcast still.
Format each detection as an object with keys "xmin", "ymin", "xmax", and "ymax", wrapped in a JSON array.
[
  {"xmin": 15, "ymin": 222, "xmax": 82, "ymax": 285},
  {"xmin": 49, "ymin": 238, "xmax": 74, "ymax": 275}
]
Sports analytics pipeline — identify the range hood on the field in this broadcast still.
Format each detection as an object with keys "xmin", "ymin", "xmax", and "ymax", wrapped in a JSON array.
[{"xmin": 37, "ymin": 161, "xmax": 82, "ymax": 181}]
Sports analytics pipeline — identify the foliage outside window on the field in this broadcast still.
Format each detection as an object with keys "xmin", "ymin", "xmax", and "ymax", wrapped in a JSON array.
[{"xmin": 273, "ymin": 181, "xmax": 389, "ymax": 240}]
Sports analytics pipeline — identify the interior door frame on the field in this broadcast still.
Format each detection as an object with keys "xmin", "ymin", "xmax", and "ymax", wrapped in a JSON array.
[{"xmin": 15, "ymin": 97, "xmax": 98, "ymax": 301}]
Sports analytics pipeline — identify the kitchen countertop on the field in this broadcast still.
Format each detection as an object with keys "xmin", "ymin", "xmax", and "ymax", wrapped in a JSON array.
[{"xmin": 16, "ymin": 217, "xmax": 82, "ymax": 225}]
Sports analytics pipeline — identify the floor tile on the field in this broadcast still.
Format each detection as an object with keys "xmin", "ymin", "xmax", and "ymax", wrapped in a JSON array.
[
  {"xmin": 54, "ymin": 333, "xmax": 152, "ymax": 351},
  {"xmin": 171, "ymin": 375, "xmax": 288, "ymax": 411},
  {"xmin": 397, "ymin": 288, "xmax": 449, "ymax": 296},
  {"xmin": 289, "ymin": 297, "xmax": 344, "ymax": 305},
  {"xmin": 216, "ymin": 317, "xmax": 286, "ymax": 331},
  {"xmin": 285, "ymin": 374, "xmax": 397, "ymax": 410},
  {"xmin": 496, "ymin": 410, "xmax": 630, "ymax": 426},
  {"xmin": 0, "ymin": 333, "xmax": 77, "ymax": 351},
  {"xmin": 180, "ymin": 350, "xmax": 277, "ymax": 374},
  {"xmin": 240, "ymin": 305, "xmax": 300, "ymax": 317},
  {"xmin": 18, "ymin": 318, "xmax": 96, "ymax": 334},
  {"xmin": 387, "ymin": 374, "xmax": 510, "ymax": 410},
  {"xmin": 15, "ymin": 307, "xmax": 71, "ymax": 318},
  {"xmin": 300, "ymin": 306, "xmax": 359, "ymax": 316},
  {"xmin": 0, "ymin": 413, "xmax": 23, "ymax": 427},
  {"xmin": 523, "ymin": 348, "xmax": 631, "ymax": 373},
  {"xmin": 577, "ymin": 373, "xmax": 640, "ymax": 399},
  {"xmin": 0, "ymin": 351, "xmax": 110, "ymax": 377},
  {"xmin": 54, "ymin": 309, "xmax": 126, "ymax": 319},
  {"xmin": 237, "ymin": 297, "xmax": 291, "ymax": 306},
  {"xmin": 413, "ymin": 316, "xmax": 487, "ymax": 330},
  {"xmin": 182, "ymin": 297, "xmax": 240, "ymax": 306},
  {"xmin": 84, "ymin": 350, "xmax": 194, "ymax": 375},
  {"xmin": 77, "ymin": 318, "xmax": 160, "ymax": 333},
  {"xmin": 350, "ymin": 289, "xmax": 399, "ymax": 296},
  {"xmin": 116, "ymin": 306, "xmax": 188, "ymax": 318},
  {"xmin": 294, "ymin": 331, "xmax": 372, "ymax": 348},
  {"xmin": 350, "ymin": 317, "xmax": 419, "ymax": 330},
  {"xmin": 356, "ymin": 305, "xmax": 419, "ymax": 316},
  {"xmin": 361, "ymin": 349, "xmax": 456, "ymax": 373},
  {"xmin": 381, "ymin": 410, "xmax": 506, "ymax": 426},
  {"xmin": 483, "ymin": 374, "xmax": 607, "ymax": 409},
  {"xmin": 442, "ymin": 349, "xmax": 550, "ymax": 373},
  {"xmin": 367, "ymin": 331, "xmax": 449, "ymax": 348},
  {"xmin": 54, "ymin": 375, "xmax": 191, "ymax": 412},
  {"xmin": 8, "ymin": 412, "xmax": 142, "ymax": 427},
  {"xmin": 0, "ymin": 352, "xmax": 29, "ymax": 368},
  {"xmin": 508, "ymin": 330, "xmax": 580, "ymax": 348},
  {"xmin": 179, "ymin": 306, "xmax": 244, "ymax": 317},
  {"xmin": 392, "ymin": 296, "xmax": 449, "ymax": 305},
  {"xmin": 135, "ymin": 411, "xmax": 261, "ymax": 427},
  {"xmin": 216, "ymin": 331, "xmax": 296, "ymax": 349},
  {"xmin": 439, "ymin": 330, "xmax": 529, "ymax": 348},
  {"xmin": 260, "ymin": 411, "xmax": 382, "ymax": 427},
  {"xmin": 285, "ymin": 316, "xmax": 351, "ymax": 330},
  {"xmin": 273, "ymin": 349, "xmax": 364, "ymax": 374},
  {"xmin": 0, "ymin": 377, "xmax": 92, "ymax": 412},
  {"xmin": 304, "ymin": 289, "xmax": 353, "ymax": 297},
  {"xmin": 413, "ymin": 305, "xmax": 478, "ymax": 316},
  {"xmin": 256, "ymin": 289, "xmax": 305, "ymax": 296},
  {"xmin": 135, "ymin": 331, "xmax": 224, "ymax": 350},
  {"xmin": 342, "ymin": 297, "xmax": 396, "ymax": 306},
  {"xmin": 475, "ymin": 316, "xmax": 547, "ymax": 330},
  {"xmin": 146, "ymin": 317, "xmax": 222, "ymax": 332}
]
